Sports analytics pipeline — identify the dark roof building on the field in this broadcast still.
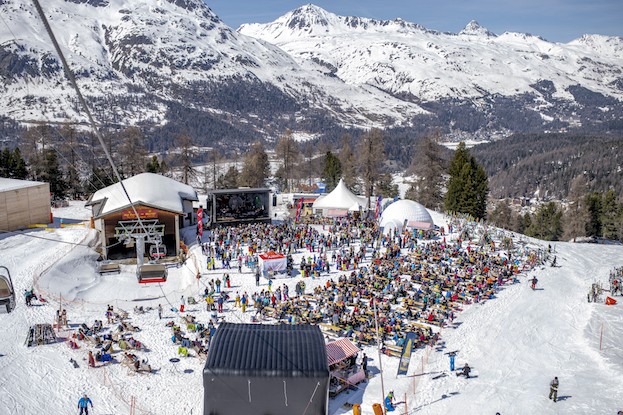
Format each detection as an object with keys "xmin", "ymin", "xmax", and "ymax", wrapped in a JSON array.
[{"xmin": 203, "ymin": 323, "xmax": 329, "ymax": 415}]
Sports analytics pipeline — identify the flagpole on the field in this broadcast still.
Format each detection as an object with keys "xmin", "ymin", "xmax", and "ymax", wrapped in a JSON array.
[{"xmin": 373, "ymin": 297, "xmax": 386, "ymax": 414}]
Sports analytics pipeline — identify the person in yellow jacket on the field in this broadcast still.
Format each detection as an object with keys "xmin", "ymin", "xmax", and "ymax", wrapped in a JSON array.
[{"xmin": 205, "ymin": 295, "xmax": 214, "ymax": 311}]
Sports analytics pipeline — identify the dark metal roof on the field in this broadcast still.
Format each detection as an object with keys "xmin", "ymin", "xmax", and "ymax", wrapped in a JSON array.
[
  {"xmin": 207, "ymin": 188, "xmax": 270, "ymax": 195},
  {"xmin": 204, "ymin": 323, "xmax": 328, "ymax": 378}
]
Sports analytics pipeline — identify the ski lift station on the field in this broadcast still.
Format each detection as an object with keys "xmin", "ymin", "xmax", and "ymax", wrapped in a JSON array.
[{"xmin": 86, "ymin": 173, "xmax": 198, "ymax": 262}]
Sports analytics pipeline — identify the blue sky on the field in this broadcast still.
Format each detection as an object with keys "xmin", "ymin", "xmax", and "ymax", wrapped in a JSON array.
[{"xmin": 207, "ymin": 0, "xmax": 622, "ymax": 43}]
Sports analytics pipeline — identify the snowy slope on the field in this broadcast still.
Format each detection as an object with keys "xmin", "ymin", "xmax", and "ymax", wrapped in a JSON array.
[
  {"xmin": 0, "ymin": 203, "xmax": 622, "ymax": 414},
  {"xmin": 0, "ymin": 0, "xmax": 422, "ymax": 129},
  {"xmin": 239, "ymin": 4, "xmax": 623, "ymax": 102}
]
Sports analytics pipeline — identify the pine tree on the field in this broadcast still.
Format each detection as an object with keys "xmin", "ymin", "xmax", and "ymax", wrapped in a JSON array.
[
  {"xmin": 0, "ymin": 148, "xmax": 26, "ymax": 178},
  {"xmin": 239, "ymin": 141, "xmax": 269, "ymax": 188},
  {"xmin": 445, "ymin": 142, "xmax": 489, "ymax": 220},
  {"xmin": 174, "ymin": 133, "xmax": 197, "ymax": 185},
  {"xmin": 217, "ymin": 166, "xmax": 240, "ymax": 188},
  {"xmin": 321, "ymin": 151, "xmax": 342, "ymax": 192},
  {"xmin": 146, "ymin": 155, "xmax": 162, "ymax": 173},
  {"xmin": 601, "ymin": 190, "xmax": 620, "ymax": 240},
  {"xmin": 526, "ymin": 202, "xmax": 563, "ymax": 241},
  {"xmin": 563, "ymin": 175, "xmax": 589, "ymax": 241},
  {"xmin": 376, "ymin": 172, "xmax": 399, "ymax": 198},
  {"xmin": 339, "ymin": 134, "xmax": 359, "ymax": 193},
  {"xmin": 585, "ymin": 192, "xmax": 602, "ymax": 237},
  {"xmin": 12, "ymin": 147, "xmax": 28, "ymax": 180},
  {"xmin": 357, "ymin": 128, "xmax": 385, "ymax": 208},
  {"xmin": 488, "ymin": 199, "xmax": 514, "ymax": 230},
  {"xmin": 118, "ymin": 127, "xmax": 147, "ymax": 178},
  {"xmin": 41, "ymin": 149, "xmax": 68, "ymax": 199},
  {"xmin": 406, "ymin": 132, "xmax": 446, "ymax": 209},
  {"xmin": 0, "ymin": 148, "xmax": 10, "ymax": 177},
  {"xmin": 274, "ymin": 129, "xmax": 300, "ymax": 192},
  {"xmin": 21, "ymin": 125, "xmax": 52, "ymax": 181}
]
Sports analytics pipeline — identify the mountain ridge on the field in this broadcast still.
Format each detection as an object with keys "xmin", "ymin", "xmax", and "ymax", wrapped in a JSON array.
[{"xmin": 0, "ymin": 1, "xmax": 621, "ymax": 151}]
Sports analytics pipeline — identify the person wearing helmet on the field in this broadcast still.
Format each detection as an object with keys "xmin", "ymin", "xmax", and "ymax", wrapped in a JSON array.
[
  {"xmin": 78, "ymin": 393, "xmax": 93, "ymax": 415},
  {"xmin": 384, "ymin": 391, "xmax": 395, "ymax": 412}
]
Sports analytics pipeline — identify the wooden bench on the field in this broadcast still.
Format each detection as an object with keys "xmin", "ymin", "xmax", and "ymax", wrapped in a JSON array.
[
  {"xmin": 319, "ymin": 323, "xmax": 342, "ymax": 336},
  {"xmin": 382, "ymin": 344, "xmax": 403, "ymax": 357},
  {"xmin": 99, "ymin": 263, "xmax": 121, "ymax": 275}
]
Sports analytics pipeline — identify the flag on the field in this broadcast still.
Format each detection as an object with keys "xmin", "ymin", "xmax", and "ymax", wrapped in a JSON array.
[
  {"xmin": 374, "ymin": 196, "xmax": 383, "ymax": 219},
  {"xmin": 197, "ymin": 207, "xmax": 203, "ymax": 236},
  {"xmin": 295, "ymin": 198, "xmax": 304, "ymax": 221},
  {"xmin": 396, "ymin": 332, "xmax": 417, "ymax": 376}
]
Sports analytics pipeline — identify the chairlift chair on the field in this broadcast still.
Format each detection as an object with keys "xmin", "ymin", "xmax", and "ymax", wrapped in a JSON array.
[
  {"xmin": 0, "ymin": 266, "xmax": 16, "ymax": 313},
  {"xmin": 137, "ymin": 263, "xmax": 168, "ymax": 284},
  {"xmin": 149, "ymin": 244, "xmax": 167, "ymax": 260}
]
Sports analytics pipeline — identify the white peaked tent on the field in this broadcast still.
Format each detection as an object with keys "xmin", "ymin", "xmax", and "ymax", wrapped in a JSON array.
[
  {"xmin": 380, "ymin": 199, "xmax": 435, "ymax": 234},
  {"xmin": 312, "ymin": 179, "xmax": 367, "ymax": 215}
]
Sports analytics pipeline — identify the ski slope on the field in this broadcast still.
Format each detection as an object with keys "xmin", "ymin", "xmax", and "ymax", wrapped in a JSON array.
[{"xmin": 0, "ymin": 202, "xmax": 621, "ymax": 415}]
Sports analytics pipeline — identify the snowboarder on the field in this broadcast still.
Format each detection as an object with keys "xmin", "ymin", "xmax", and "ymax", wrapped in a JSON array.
[
  {"xmin": 549, "ymin": 376, "xmax": 559, "ymax": 402},
  {"xmin": 449, "ymin": 351, "xmax": 456, "ymax": 371},
  {"xmin": 78, "ymin": 393, "xmax": 93, "ymax": 415},
  {"xmin": 459, "ymin": 363, "xmax": 471, "ymax": 378},
  {"xmin": 531, "ymin": 277, "xmax": 538, "ymax": 290}
]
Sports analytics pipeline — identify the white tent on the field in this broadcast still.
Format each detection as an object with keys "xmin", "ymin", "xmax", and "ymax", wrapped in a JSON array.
[
  {"xmin": 312, "ymin": 179, "xmax": 367, "ymax": 215},
  {"xmin": 258, "ymin": 251, "xmax": 287, "ymax": 275},
  {"xmin": 380, "ymin": 199, "xmax": 434, "ymax": 234}
]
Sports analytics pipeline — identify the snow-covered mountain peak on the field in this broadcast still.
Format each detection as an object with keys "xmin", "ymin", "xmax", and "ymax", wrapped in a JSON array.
[
  {"xmin": 286, "ymin": 3, "xmax": 333, "ymax": 29},
  {"xmin": 459, "ymin": 20, "xmax": 496, "ymax": 37}
]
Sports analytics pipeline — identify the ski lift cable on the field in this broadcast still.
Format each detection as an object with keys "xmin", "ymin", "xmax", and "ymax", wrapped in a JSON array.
[
  {"xmin": 30, "ymin": 0, "xmax": 150, "ymax": 237},
  {"xmin": 52, "ymin": 144, "xmax": 115, "ymax": 199},
  {"xmin": 0, "ymin": 229, "xmax": 93, "ymax": 247}
]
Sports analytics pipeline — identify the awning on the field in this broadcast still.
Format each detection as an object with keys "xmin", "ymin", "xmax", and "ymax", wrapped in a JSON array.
[
  {"xmin": 407, "ymin": 221, "xmax": 434, "ymax": 230},
  {"xmin": 326, "ymin": 338, "xmax": 360, "ymax": 366}
]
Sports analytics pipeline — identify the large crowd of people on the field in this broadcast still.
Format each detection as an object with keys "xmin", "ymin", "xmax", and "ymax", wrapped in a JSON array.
[{"xmin": 192, "ymin": 215, "xmax": 544, "ymax": 353}]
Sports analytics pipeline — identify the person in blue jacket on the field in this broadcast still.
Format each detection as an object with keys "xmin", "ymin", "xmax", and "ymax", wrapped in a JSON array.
[
  {"xmin": 78, "ymin": 393, "xmax": 93, "ymax": 415},
  {"xmin": 384, "ymin": 390, "xmax": 395, "ymax": 412},
  {"xmin": 449, "ymin": 351, "xmax": 456, "ymax": 371}
]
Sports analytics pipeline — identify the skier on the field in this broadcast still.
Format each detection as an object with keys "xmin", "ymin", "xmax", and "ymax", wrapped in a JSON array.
[
  {"xmin": 531, "ymin": 276, "xmax": 538, "ymax": 290},
  {"xmin": 549, "ymin": 376, "xmax": 559, "ymax": 402},
  {"xmin": 449, "ymin": 351, "xmax": 456, "ymax": 371},
  {"xmin": 158, "ymin": 304, "xmax": 162, "ymax": 320},
  {"xmin": 384, "ymin": 390, "xmax": 395, "ymax": 412},
  {"xmin": 551, "ymin": 256, "xmax": 557, "ymax": 267},
  {"xmin": 77, "ymin": 393, "xmax": 93, "ymax": 415},
  {"xmin": 87, "ymin": 351, "xmax": 95, "ymax": 368}
]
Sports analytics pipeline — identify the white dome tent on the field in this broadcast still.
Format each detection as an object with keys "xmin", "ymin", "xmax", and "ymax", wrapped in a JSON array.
[
  {"xmin": 312, "ymin": 179, "xmax": 367, "ymax": 217},
  {"xmin": 379, "ymin": 199, "xmax": 435, "ymax": 234}
]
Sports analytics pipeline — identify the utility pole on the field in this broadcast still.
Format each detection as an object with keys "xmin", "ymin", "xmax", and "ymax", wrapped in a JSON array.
[{"xmin": 373, "ymin": 297, "xmax": 386, "ymax": 414}]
